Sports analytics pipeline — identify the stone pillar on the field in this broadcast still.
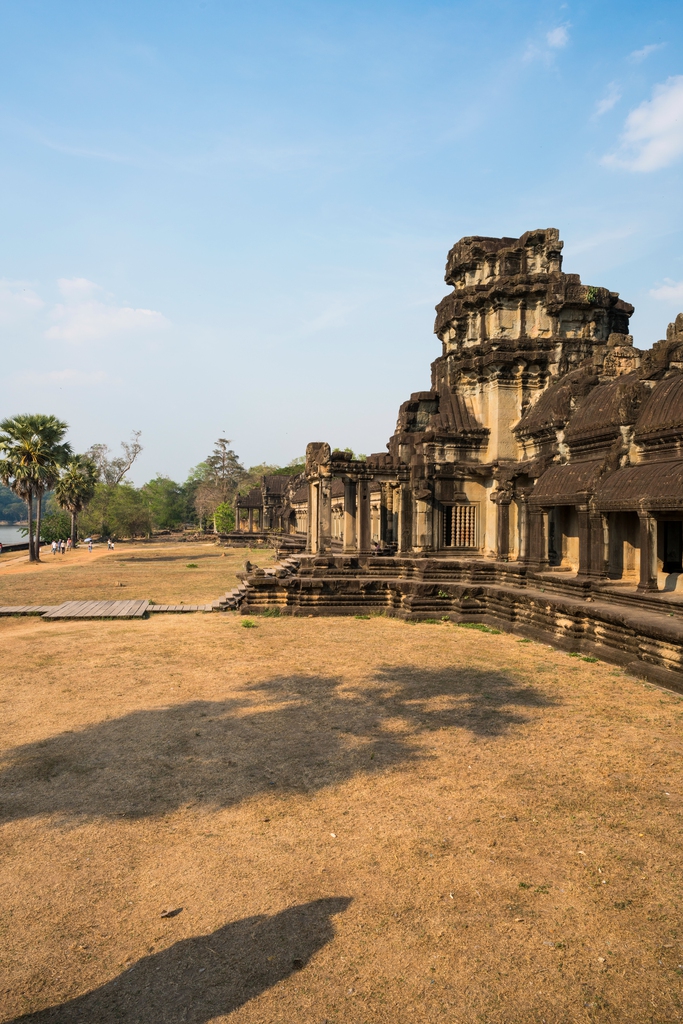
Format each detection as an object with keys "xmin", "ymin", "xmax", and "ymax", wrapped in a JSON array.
[
  {"xmin": 319, "ymin": 477, "xmax": 332, "ymax": 554},
  {"xmin": 306, "ymin": 481, "xmax": 318, "ymax": 554},
  {"xmin": 343, "ymin": 478, "xmax": 357, "ymax": 553},
  {"xmin": 518, "ymin": 494, "xmax": 529, "ymax": 562},
  {"xmin": 398, "ymin": 484, "xmax": 412, "ymax": 553},
  {"xmin": 577, "ymin": 506, "xmax": 591, "ymax": 577},
  {"xmin": 379, "ymin": 483, "xmax": 389, "ymax": 545},
  {"xmin": 528, "ymin": 508, "xmax": 548, "ymax": 570},
  {"xmin": 496, "ymin": 499, "xmax": 511, "ymax": 561},
  {"xmin": 518, "ymin": 299, "xmax": 526, "ymax": 340},
  {"xmin": 384, "ymin": 484, "xmax": 395, "ymax": 545},
  {"xmin": 637, "ymin": 512, "xmax": 658, "ymax": 592},
  {"xmin": 589, "ymin": 512, "xmax": 608, "ymax": 579},
  {"xmin": 358, "ymin": 480, "xmax": 372, "ymax": 554},
  {"xmin": 248, "ymin": 508, "xmax": 254, "ymax": 533}
]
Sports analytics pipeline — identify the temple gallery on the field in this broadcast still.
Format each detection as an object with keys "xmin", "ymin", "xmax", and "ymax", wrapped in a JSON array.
[{"xmin": 229, "ymin": 229, "xmax": 683, "ymax": 686}]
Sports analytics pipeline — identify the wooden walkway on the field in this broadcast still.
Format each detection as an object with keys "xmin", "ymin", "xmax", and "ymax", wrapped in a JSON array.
[{"xmin": 42, "ymin": 599, "xmax": 150, "ymax": 619}]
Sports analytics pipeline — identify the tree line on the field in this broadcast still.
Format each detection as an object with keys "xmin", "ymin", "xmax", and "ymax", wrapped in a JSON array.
[{"xmin": 0, "ymin": 414, "xmax": 303, "ymax": 561}]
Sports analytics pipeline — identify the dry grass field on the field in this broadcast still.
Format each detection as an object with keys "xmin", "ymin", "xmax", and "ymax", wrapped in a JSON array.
[
  {"xmin": 1, "ymin": 546, "xmax": 683, "ymax": 1022},
  {"xmin": 0, "ymin": 542, "xmax": 251, "ymax": 606}
]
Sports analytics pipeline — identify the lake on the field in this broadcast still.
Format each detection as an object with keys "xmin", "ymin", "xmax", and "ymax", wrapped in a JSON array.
[{"xmin": 0, "ymin": 525, "xmax": 28, "ymax": 547}]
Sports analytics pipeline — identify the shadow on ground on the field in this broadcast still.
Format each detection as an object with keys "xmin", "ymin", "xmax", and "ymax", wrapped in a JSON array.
[
  {"xmin": 0, "ymin": 665, "xmax": 556, "ymax": 823},
  {"xmin": 8, "ymin": 897, "xmax": 351, "ymax": 1023}
]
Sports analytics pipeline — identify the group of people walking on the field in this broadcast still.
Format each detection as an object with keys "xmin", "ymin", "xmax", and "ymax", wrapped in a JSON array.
[{"xmin": 51, "ymin": 539, "xmax": 72, "ymax": 555}]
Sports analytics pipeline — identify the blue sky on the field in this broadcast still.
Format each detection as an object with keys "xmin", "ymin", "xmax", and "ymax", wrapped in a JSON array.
[{"xmin": 1, "ymin": 0, "xmax": 682, "ymax": 483}]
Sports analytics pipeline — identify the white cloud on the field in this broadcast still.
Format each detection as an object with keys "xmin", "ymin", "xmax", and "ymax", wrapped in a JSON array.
[
  {"xmin": 0, "ymin": 279, "xmax": 45, "ymax": 326},
  {"xmin": 15, "ymin": 368, "xmax": 109, "ymax": 387},
  {"xmin": 629, "ymin": 43, "xmax": 665, "ymax": 64},
  {"xmin": 523, "ymin": 24, "xmax": 570, "ymax": 62},
  {"xmin": 602, "ymin": 76, "xmax": 683, "ymax": 172},
  {"xmin": 546, "ymin": 25, "xmax": 569, "ymax": 49},
  {"xmin": 650, "ymin": 279, "xmax": 683, "ymax": 302},
  {"xmin": 594, "ymin": 82, "xmax": 621, "ymax": 117},
  {"xmin": 45, "ymin": 277, "xmax": 170, "ymax": 344}
]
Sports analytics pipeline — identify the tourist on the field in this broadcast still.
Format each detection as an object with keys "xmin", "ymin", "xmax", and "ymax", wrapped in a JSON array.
[
  {"xmin": 51, "ymin": 540, "xmax": 57, "ymax": 555},
  {"xmin": 66, "ymin": 537, "xmax": 72, "ymax": 551},
  {"xmin": 88, "ymin": 540, "xmax": 93, "ymax": 553}
]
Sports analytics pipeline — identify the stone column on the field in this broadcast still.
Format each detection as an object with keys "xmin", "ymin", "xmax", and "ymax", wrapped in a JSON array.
[
  {"xmin": 319, "ymin": 477, "xmax": 332, "ymax": 554},
  {"xmin": 248, "ymin": 508, "xmax": 254, "ymax": 533},
  {"xmin": 496, "ymin": 499, "xmax": 511, "ymax": 561},
  {"xmin": 527, "ymin": 507, "xmax": 548, "ymax": 570},
  {"xmin": 357, "ymin": 480, "xmax": 372, "ymax": 554},
  {"xmin": 379, "ymin": 483, "xmax": 389, "ymax": 545},
  {"xmin": 306, "ymin": 481, "xmax": 318, "ymax": 554},
  {"xmin": 589, "ymin": 512, "xmax": 608, "ymax": 579},
  {"xmin": 637, "ymin": 512, "xmax": 658, "ymax": 592},
  {"xmin": 342, "ymin": 478, "xmax": 357, "ymax": 553},
  {"xmin": 385, "ymin": 485, "xmax": 394, "ymax": 545},
  {"xmin": 577, "ymin": 506, "xmax": 591, "ymax": 577},
  {"xmin": 398, "ymin": 483, "xmax": 412, "ymax": 553}
]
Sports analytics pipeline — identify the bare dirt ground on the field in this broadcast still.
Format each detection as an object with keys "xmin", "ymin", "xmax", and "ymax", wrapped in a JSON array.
[
  {"xmin": 1, "ymin": 550, "xmax": 683, "ymax": 1022},
  {"xmin": 0, "ymin": 542, "xmax": 251, "ymax": 606}
]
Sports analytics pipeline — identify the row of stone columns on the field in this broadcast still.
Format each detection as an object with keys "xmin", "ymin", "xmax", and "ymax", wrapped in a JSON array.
[
  {"xmin": 527, "ymin": 504, "xmax": 659, "ymax": 591},
  {"xmin": 307, "ymin": 476, "xmax": 413, "ymax": 555},
  {"xmin": 236, "ymin": 507, "xmax": 261, "ymax": 532}
]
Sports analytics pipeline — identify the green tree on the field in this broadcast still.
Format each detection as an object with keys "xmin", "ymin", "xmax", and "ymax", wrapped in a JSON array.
[
  {"xmin": 55, "ymin": 456, "xmax": 98, "ymax": 545},
  {"xmin": 40, "ymin": 508, "xmax": 72, "ymax": 544},
  {"xmin": 0, "ymin": 414, "xmax": 72, "ymax": 561},
  {"xmin": 194, "ymin": 438, "xmax": 246, "ymax": 532},
  {"xmin": 213, "ymin": 501, "xmax": 235, "ymax": 533},
  {"xmin": 141, "ymin": 475, "xmax": 190, "ymax": 531}
]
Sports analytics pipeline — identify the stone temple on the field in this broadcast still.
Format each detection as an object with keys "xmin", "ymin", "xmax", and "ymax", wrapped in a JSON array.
[{"xmin": 234, "ymin": 228, "xmax": 683, "ymax": 687}]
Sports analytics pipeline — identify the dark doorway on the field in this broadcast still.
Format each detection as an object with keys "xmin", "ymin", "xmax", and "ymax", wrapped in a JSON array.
[{"xmin": 662, "ymin": 521, "xmax": 683, "ymax": 573}]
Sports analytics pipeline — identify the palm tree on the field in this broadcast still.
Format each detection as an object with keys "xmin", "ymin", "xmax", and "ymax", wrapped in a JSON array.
[
  {"xmin": 55, "ymin": 456, "xmax": 98, "ymax": 545},
  {"xmin": 0, "ymin": 415, "xmax": 73, "ymax": 561}
]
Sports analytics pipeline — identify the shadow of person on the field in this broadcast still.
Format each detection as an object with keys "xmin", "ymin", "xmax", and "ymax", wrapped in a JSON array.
[
  {"xmin": 8, "ymin": 897, "xmax": 352, "ymax": 1024},
  {"xmin": 0, "ymin": 666, "xmax": 555, "ymax": 825}
]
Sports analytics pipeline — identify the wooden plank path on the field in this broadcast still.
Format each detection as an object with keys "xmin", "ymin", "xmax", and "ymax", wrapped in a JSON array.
[
  {"xmin": 0, "ymin": 606, "xmax": 59, "ymax": 616},
  {"xmin": 42, "ymin": 599, "xmax": 150, "ymax": 619}
]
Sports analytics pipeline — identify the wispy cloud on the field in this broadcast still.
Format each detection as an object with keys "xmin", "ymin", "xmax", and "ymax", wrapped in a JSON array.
[
  {"xmin": 563, "ymin": 228, "xmax": 635, "ymax": 258},
  {"xmin": 15, "ymin": 368, "xmax": 110, "ymax": 387},
  {"xmin": 546, "ymin": 25, "xmax": 569, "ymax": 49},
  {"xmin": 45, "ymin": 278, "xmax": 170, "ymax": 344},
  {"xmin": 629, "ymin": 43, "xmax": 665, "ymax": 64},
  {"xmin": 594, "ymin": 82, "xmax": 621, "ymax": 118},
  {"xmin": 523, "ymin": 23, "xmax": 570, "ymax": 63},
  {"xmin": 650, "ymin": 279, "xmax": 683, "ymax": 302},
  {"xmin": 0, "ymin": 279, "xmax": 45, "ymax": 326},
  {"xmin": 602, "ymin": 76, "xmax": 683, "ymax": 172}
]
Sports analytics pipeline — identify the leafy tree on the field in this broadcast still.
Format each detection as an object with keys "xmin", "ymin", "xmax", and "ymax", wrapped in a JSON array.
[
  {"xmin": 40, "ymin": 508, "xmax": 72, "ymax": 544},
  {"xmin": 55, "ymin": 456, "xmax": 98, "ymax": 544},
  {"xmin": 107, "ymin": 483, "xmax": 152, "ymax": 538},
  {"xmin": 194, "ymin": 438, "xmax": 246, "ymax": 532},
  {"xmin": 85, "ymin": 431, "xmax": 143, "ymax": 485},
  {"xmin": 213, "ymin": 501, "xmax": 235, "ymax": 533},
  {"xmin": 0, "ymin": 414, "xmax": 72, "ymax": 560},
  {"xmin": 142, "ymin": 475, "xmax": 190, "ymax": 530},
  {"xmin": 0, "ymin": 483, "xmax": 26, "ymax": 523}
]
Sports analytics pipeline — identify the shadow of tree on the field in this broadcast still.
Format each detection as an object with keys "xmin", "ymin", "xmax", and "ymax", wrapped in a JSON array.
[
  {"xmin": 0, "ymin": 666, "xmax": 555, "ymax": 824},
  {"xmin": 8, "ymin": 897, "xmax": 352, "ymax": 1023}
]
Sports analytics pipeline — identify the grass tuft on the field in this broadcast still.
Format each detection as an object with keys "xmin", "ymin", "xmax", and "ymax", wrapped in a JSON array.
[
  {"xmin": 457, "ymin": 622, "xmax": 501, "ymax": 634},
  {"xmin": 241, "ymin": 619, "xmax": 257, "ymax": 628}
]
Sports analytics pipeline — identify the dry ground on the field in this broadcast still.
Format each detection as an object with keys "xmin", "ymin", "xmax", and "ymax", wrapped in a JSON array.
[
  {"xmin": 1, "ymin": 553, "xmax": 683, "ymax": 1022},
  {"xmin": 0, "ymin": 542, "xmax": 254, "ymax": 606}
]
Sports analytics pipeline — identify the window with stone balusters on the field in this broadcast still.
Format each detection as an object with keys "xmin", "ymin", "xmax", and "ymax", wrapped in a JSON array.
[{"xmin": 443, "ymin": 504, "xmax": 477, "ymax": 548}]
